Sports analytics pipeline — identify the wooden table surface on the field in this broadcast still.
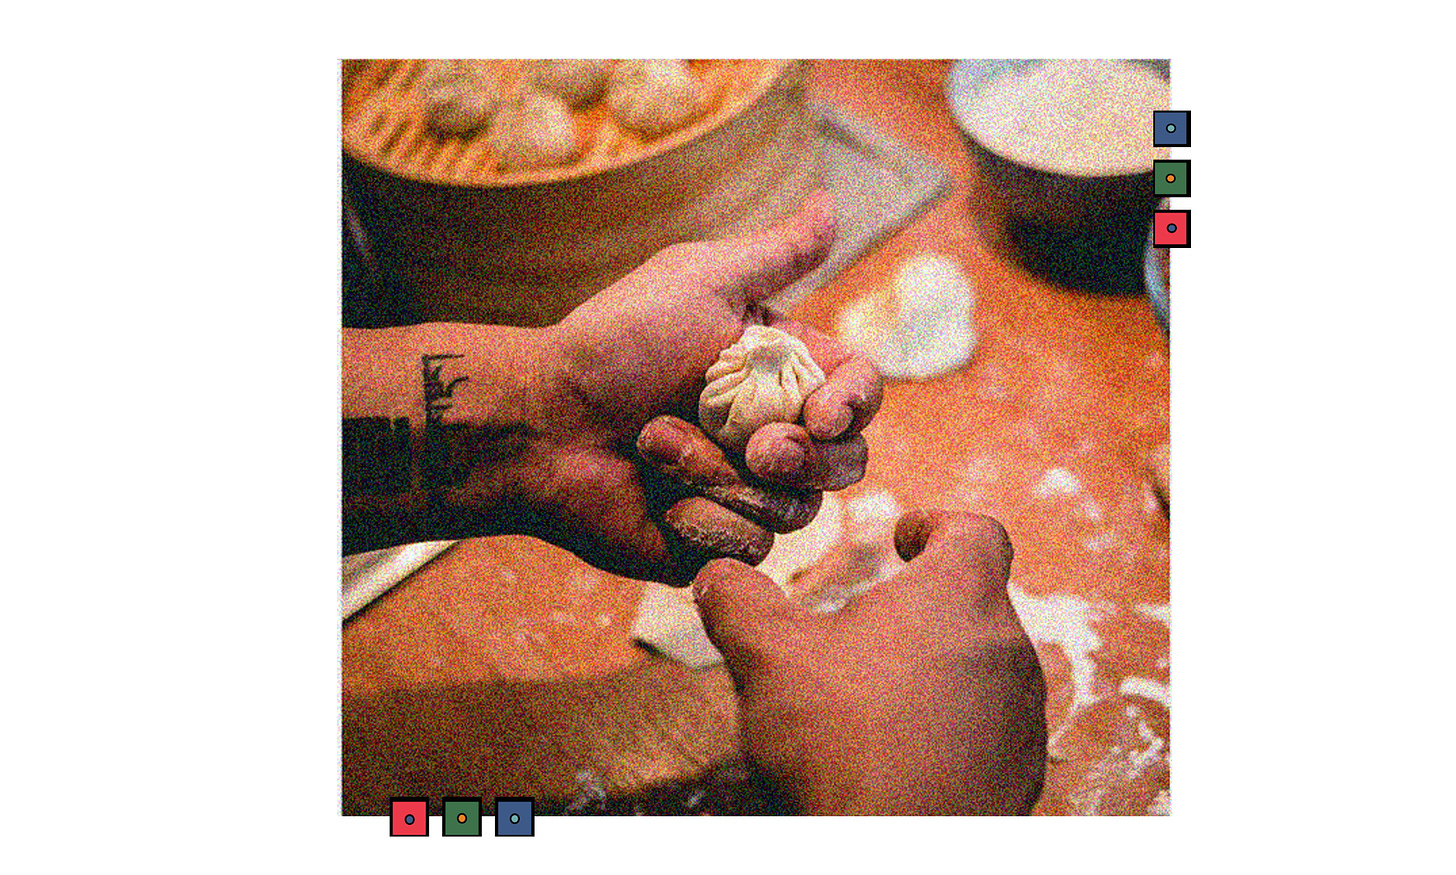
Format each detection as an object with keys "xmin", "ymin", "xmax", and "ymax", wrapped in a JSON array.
[{"xmin": 342, "ymin": 60, "xmax": 1171, "ymax": 817}]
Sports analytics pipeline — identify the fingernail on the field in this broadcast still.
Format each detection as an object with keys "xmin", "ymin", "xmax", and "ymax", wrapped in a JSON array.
[
  {"xmin": 691, "ymin": 570, "xmax": 715, "ymax": 601},
  {"xmin": 773, "ymin": 438, "xmax": 807, "ymax": 477},
  {"xmin": 814, "ymin": 405, "xmax": 852, "ymax": 440},
  {"xmin": 638, "ymin": 418, "xmax": 687, "ymax": 462}
]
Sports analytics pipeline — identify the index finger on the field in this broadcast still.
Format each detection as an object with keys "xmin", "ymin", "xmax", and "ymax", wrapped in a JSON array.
[
  {"xmin": 848, "ymin": 510, "xmax": 1015, "ymax": 623},
  {"xmin": 692, "ymin": 190, "xmax": 838, "ymax": 313}
]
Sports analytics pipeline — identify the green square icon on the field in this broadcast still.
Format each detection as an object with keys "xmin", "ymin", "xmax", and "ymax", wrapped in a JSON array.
[
  {"xmin": 442, "ymin": 797, "xmax": 482, "ymax": 836},
  {"xmin": 1154, "ymin": 160, "xmax": 1190, "ymax": 196}
]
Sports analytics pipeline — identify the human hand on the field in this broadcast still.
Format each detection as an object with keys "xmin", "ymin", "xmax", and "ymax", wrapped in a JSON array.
[
  {"xmin": 342, "ymin": 192, "xmax": 883, "ymax": 580},
  {"xmin": 512, "ymin": 190, "xmax": 883, "ymax": 582},
  {"xmin": 691, "ymin": 510, "xmax": 1047, "ymax": 815}
]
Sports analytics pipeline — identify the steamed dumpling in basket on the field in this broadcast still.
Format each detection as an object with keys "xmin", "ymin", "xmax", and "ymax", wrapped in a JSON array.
[
  {"xmin": 529, "ymin": 59, "xmax": 614, "ymax": 108},
  {"xmin": 607, "ymin": 59, "xmax": 708, "ymax": 138},
  {"xmin": 415, "ymin": 59, "xmax": 504, "ymax": 135},
  {"xmin": 488, "ymin": 89, "xmax": 581, "ymax": 171}
]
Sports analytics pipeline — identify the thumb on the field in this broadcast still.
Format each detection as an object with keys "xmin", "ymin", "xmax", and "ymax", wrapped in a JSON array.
[
  {"xmin": 692, "ymin": 557, "xmax": 803, "ymax": 680},
  {"xmin": 709, "ymin": 190, "xmax": 837, "ymax": 310}
]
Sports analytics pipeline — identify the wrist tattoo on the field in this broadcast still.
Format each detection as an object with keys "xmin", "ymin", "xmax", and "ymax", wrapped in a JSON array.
[
  {"xmin": 422, "ymin": 353, "xmax": 471, "ymax": 499},
  {"xmin": 340, "ymin": 353, "xmax": 473, "ymax": 502},
  {"xmin": 342, "ymin": 417, "xmax": 411, "ymax": 496}
]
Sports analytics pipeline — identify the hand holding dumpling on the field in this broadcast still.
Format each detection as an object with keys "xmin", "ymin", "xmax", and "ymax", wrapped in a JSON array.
[
  {"xmin": 543, "ymin": 190, "xmax": 883, "ymax": 581},
  {"xmin": 342, "ymin": 191, "xmax": 881, "ymax": 584}
]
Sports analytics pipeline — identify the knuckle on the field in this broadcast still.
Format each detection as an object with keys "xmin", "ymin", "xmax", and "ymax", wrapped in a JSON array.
[
  {"xmin": 950, "ymin": 512, "xmax": 1013, "ymax": 561},
  {"xmin": 741, "ymin": 536, "xmax": 773, "ymax": 566},
  {"xmin": 772, "ymin": 238, "xmax": 801, "ymax": 273}
]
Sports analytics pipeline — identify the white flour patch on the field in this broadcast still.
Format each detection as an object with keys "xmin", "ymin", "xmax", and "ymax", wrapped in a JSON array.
[
  {"xmin": 1076, "ymin": 497, "xmax": 1104, "ymax": 521},
  {"xmin": 565, "ymin": 769, "xmax": 609, "ymax": 814},
  {"xmin": 868, "ymin": 555, "xmax": 906, "ymax": 585},
  {"xmin": 1148, "ymin": 789, "xmax": 1170, "ymax": 815},
  {"xmin": 1135, "ymin": 603, "xmax": 1170, "ymax": 625},
  {"xmin": 1157, "ymin": 656, "xmax": 1169, "ymax": 670},
  {"xmin": 1142, "ymin": 482, "xmax": 1162, "ymax": 516},
  {"xmin": 1008, "ymin": 584, "xmax": 1107, "ymax": 716},
  {"xmin": 1035, "ymin": 467, "xmax": 1083, "ymax": 498},
  {"xmin": 949, "ymin": 457, "xmax": 1001, "ymax": 511},
  {"xmin": 595, "ymin": 613, "xmax": 613, "ymax": 628},
  {"xmin": 1068, "ymin": 704, "xmax": 1168, "ymax": 815},
  {"xmin": 565, "ymin": 568, "xmax": 599, "ymax": 594},
  {"xmin": 1081, "ymin": 532, "xmax": 1117, "ymax": 553},
  {"xmin": 844, "ymin": 489, "xmax": 902, "ymax": 546},
  {"xmin": 808, "ymin": 583, "xmax": 878, "ymax": 614},
  {"xmin": 1120, "ymin": 676, "xmax": 1171, "ymax": 708}
]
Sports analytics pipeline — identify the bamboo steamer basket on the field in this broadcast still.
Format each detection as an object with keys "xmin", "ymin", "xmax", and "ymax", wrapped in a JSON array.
[{"xmin": 342, "ymin": 59, "xmax": 823, "ymax": 326}]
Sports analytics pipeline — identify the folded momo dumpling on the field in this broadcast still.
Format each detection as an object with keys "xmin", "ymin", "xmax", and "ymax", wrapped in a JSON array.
[
  {"xmin": 606, "ymin": 59, "xmax": 707, "ymax": 138},
  {"xmin": 488, "ymin": 89, "xmax": 580, "ymax": 171},
  {"xmin": 699, "ymin": 326, "xmax": 827, "ymax": 452},
  {"xmin": 415, "ymin": 59, "xmax": 503, "ymax": 135},
  {"xmin": 530, "ymin": 59, "xmax": 613, "ymax": 108}
]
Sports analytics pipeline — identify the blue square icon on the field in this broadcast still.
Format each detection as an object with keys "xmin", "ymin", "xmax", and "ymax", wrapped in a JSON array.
[
  {"xmin": 495, "ymin": 797, "xmax": 534, "ymax": 836},
  {"xmin": 1153, "ymin": 111, "xmax": 1190, "ymax": 146}
]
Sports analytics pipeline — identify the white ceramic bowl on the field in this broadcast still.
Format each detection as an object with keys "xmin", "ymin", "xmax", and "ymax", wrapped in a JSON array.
[{"xmin": 945, "ymin": 60, "xmax": 1169, "ymax": 292}]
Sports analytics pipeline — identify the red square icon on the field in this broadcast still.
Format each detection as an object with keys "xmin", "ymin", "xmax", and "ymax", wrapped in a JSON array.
[
  {"xmin": 390, "ymin": 797, "xmax": 429, "ymax": 836},
  {"xmin": 1153, "ymin": 211, "xmax": 1190, "ymax": 248}
]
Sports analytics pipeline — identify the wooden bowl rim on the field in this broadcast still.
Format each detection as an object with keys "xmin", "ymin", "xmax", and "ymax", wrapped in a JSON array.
[{"xmin": 343, "ymin": 58, "xmax": 796, "ymax": 191}]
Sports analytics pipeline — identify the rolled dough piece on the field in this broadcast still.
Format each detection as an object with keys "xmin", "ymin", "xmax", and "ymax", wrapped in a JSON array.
[
  {"xmin": 836, "ymin": 253, "xmax": 977, "ymax": 381},
  {"xmin": 698, "ymin": 326, "xmax": 826, "ymax": 452}
]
